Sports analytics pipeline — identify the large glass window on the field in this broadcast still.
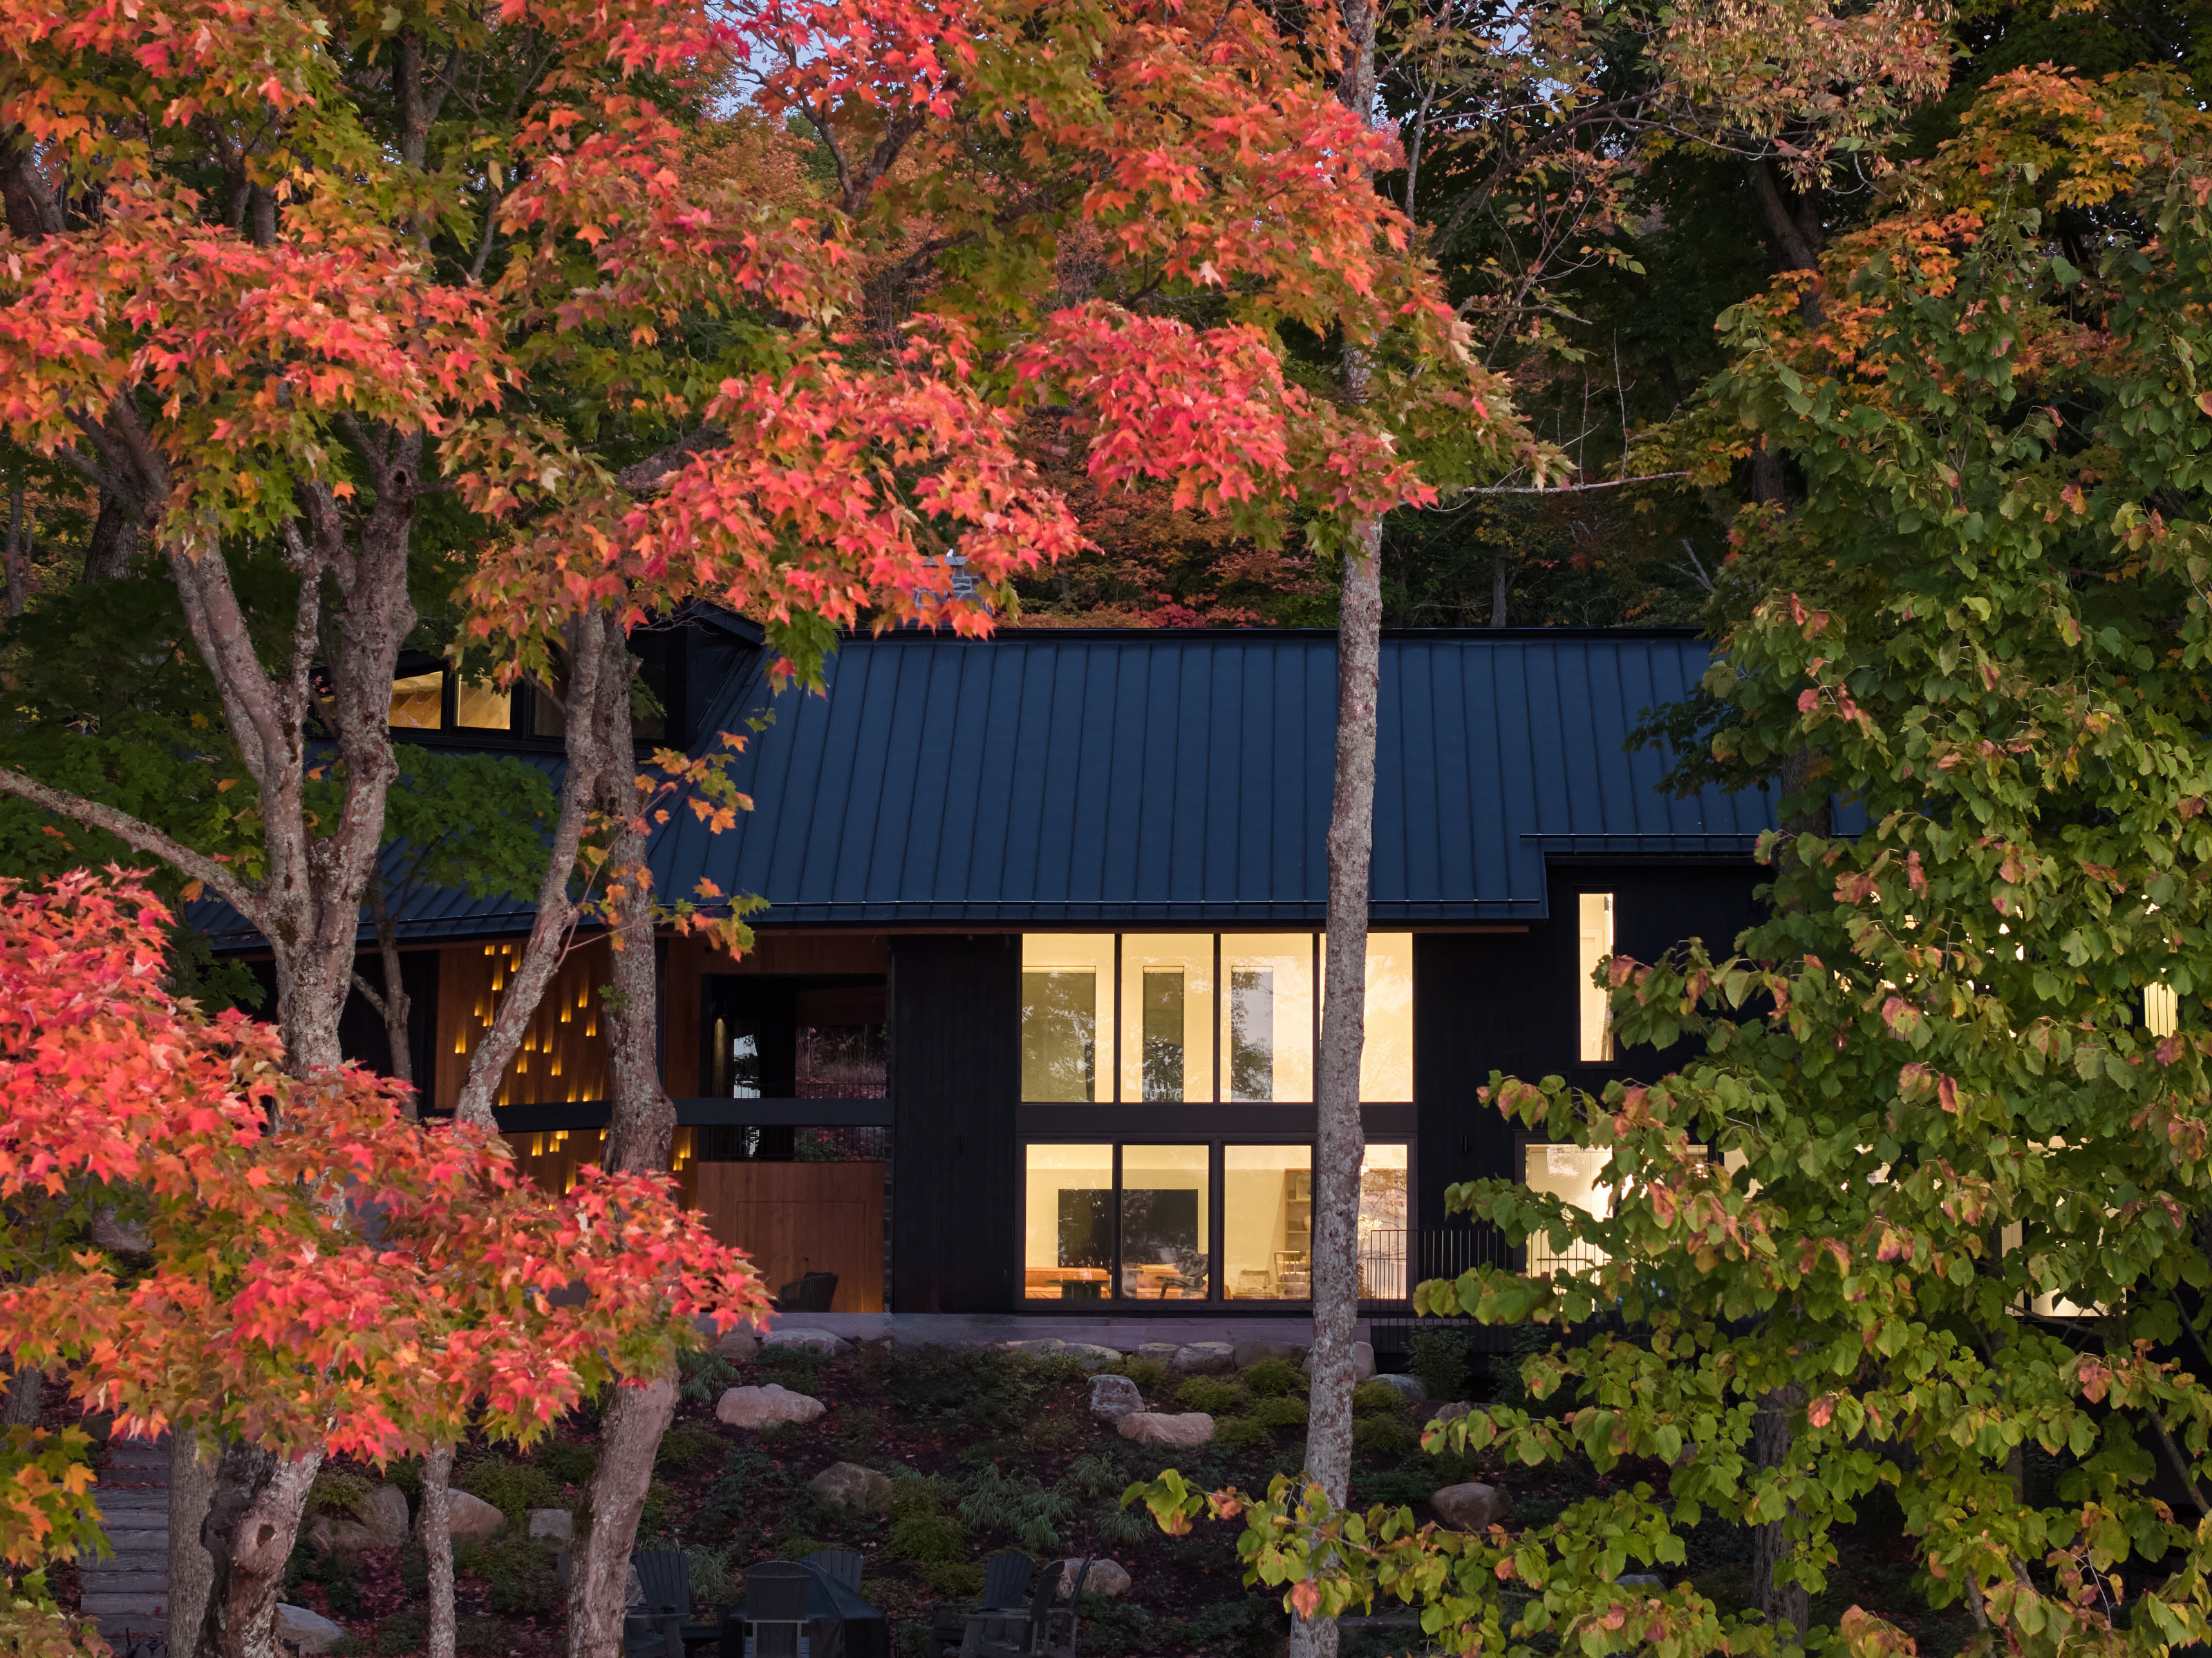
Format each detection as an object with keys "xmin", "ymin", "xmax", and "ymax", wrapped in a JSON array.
[
  {"xmin": 1023, "ymin": 1144, "xmax": 1114, "ymax": 1301},
  {"xmin": 1524, "ymin": 1142, "xmax": 1614, "ymax": 1276},
  {"xmin": 1225, "ymin": 1146, "xmax": 1309, "ymax": 1299},
  {"xmin": 455, "ymin": 677, "xmax": 512, "ymax": 731},
  {"xmin": 1358, "ymin": 1143, "xmax": 1409, "ymax": 1299},
  {"xmin": 1219, "ymin": 936, "xmax": 1313, "ymax": 1102},
  {"xmin": 1120, "ymin": 1144, "xmax": 1210, "ymax": 1299},
  {"xmin": 1578, "ymin": 894, "xmax": 1615, "ymax": 1062},
  {"xmin": 1360, "ymin": 934, "xmax": 1414, "ymax": 1100},
  {"xmin": 1121, "ymin": 936, "xmax": 1214, "ymax": 1102},
  {"xmin": 389, "ymin": 670, "xmax": 443, "ymax": 728},
  {"xmin": 1022, "ymin": 936, "xmax": 1113, "ymax": 1102}
]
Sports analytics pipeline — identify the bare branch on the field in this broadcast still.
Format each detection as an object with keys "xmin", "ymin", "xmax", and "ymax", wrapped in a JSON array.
[
  {"xmin": 1462, "ymin": 470, "xmax": 1689, "ymax": 496},
  {"xmin": 350, "ymin": 972, "xmax": 390, "ymax": 1020},
  {"xmin": 0, "ymin": 769, "xmax": 264, "ymax": 921}
]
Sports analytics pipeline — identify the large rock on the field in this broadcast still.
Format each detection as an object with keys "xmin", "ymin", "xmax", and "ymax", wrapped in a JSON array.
[
  {"xmin": 1170, "ymin": 1343, "xmax": 1237, "ymax": 1376},
  {"xmin": 1062, "ymin": 1344, "xmax": 1124, "ymax": 1372},
  {"xmin": 1002, "ymin": 1337, "xmax": 1067, "ymax": 1355},
  {"xmin": 1371, "ymin": 1373, "xmax": 1427, "ymax": 1405},
  {"xmin": 274, "ymin": 1604, "xmax": 348, "ymax": 1654},
  {"xmin": 1059, "ymin": 1558, "xmax": 1133, "ymax": 1599},
  {"xmin": 528, "ymin": 1508, "xmax": 574, "ymax": 1544},
  {"xmin": 713, "ymin": 1328, "xmax": 761, "ymax": 1362},
  {"xmin": 1116, "ymin": 1412, "xmax": 1215, "ymax": 1449},
  {"xmin": 1302, "ymin": 1341, "xmax": 1376, "ymax": 1383},
  {"xmin": 1089, "ymin": 1374, "xmax": 1145, "ymax": 1423},
  {"xmin": 718, "ymin": 1384, "xmax": 828, "ymax": 1429},
  {"xmin": 1233, "ymin": 1340, "xmax": 1304, "ymax": 1370},
  {"xmin": 306, "ymin": 1483, "xmax": 411, "ymax": 1554},
  {"xmin": 1135, "ymin": 1342, "xmax": 1182, "ymax": 1368},
  {"xmin": 1431, "ymin": 1482, "xmax": 1512, "ymax": 1532},
  {"xmin": 763, "ymin": 1327, "xmax": 850, "ymax": 1357},
  {"xmin": 1427, "ymin": 1402, "xmax": 1477, "ymax": 1425},
  {"xmin": 810, "ymin": 1462, "xmax": 894, "ymax": 1516},
  {"xmin": 445, "ymin": 1490, "xmax": 507, "ymax": 1543}
]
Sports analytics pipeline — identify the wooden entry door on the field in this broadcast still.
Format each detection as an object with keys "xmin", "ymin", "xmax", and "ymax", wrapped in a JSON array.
[{"xmin": 693, "ymin": 1162, "xmax": 885, "ymax": 1312}]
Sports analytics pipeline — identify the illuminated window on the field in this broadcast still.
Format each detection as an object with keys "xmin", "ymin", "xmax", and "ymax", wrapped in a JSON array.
[
  {"xmin": 1523, "ymin": 1142, "xmax": 1703, "ymax": 1277},
  {"xmin": 454, "ymin": 677, "xmax": 512, "ymax": 730},
  {"xmin": 1225, "ymin": 1146, "xmax": 1309, "ymax": 1299},
  {"xmin": 1024, "ymin": 1144, "xmax": 1114, "ymax": 1301},
  {"xmin": 388, "ymin": 670, "xmax": 443, "ymax": 729},
  {"xmin": 2147, "ymin": 983, "xmax": 2180, "ymax": 1038},
  {"xmin": 1121, "ymin": 936, "xmax": 1213, "ymax": 1103},
  {"xmin": 1315, "ymin": 932, "xmax": 1414, "ymax": 1100},
  {"xmin": 1121, "ymin": 1144, "xmax": 1209, "ymax": 1299},
  {"xmin": 1577, "ymin": 893, "xmax": 1615, "ymax": 1062},
  {"xmin": 1219, "ymin": 936, "xmax": 1313, "ymax": 1102},
  {"xmin": 1358, "ymin": 1144, "xmax": 1409, "ymax": 1299},
  {"xmin": 1022, "ymin": 936, "xmax": 1113, "ymax": 1102}
]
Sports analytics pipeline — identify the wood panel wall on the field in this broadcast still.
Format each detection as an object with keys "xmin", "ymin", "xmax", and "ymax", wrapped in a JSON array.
[
  {"xmin": 433, "ymin": 937, "xmax": 612, "ymax": 1111},
  {"xmin": 662, "ymin": 931, "xmax": 891, "ymax": 1097},
  {"xmin": 691, "ymin": 1160, "xmax": 885, "ymax": 1312}
]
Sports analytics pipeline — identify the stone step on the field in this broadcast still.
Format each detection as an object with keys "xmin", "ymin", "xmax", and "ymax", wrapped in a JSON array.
[
  {"xmin": 84, "ymin": 1552, "xmax": 168, "ymax": 1573},
  {"xmin": 82, "ymin": 1574, "xmax": 170, "ymax": 1596},
  {"xmin": 94, "ymin": 1494, "xmax": 172, "ymax": 1513},
  {"xmin": 93, "ymin": 1532, "xmax": 169, "ymax": 1554},
  {"xmin": 80, "ymin": 1592, "xmax": 168, "ymax": 1616}
]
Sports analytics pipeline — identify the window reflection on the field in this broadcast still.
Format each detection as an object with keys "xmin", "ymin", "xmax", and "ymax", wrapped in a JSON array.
[
  {"xmin": 389, "ymin": 670, "xmax": 442, "ymax": 729},
  {"xmin": 1022, "ymin": 935, "xmax": 1112, "ymax": 1102},
  {"xmin": 455, "ymin": 677, "xmax": 512, "ymax": 730},
  {"xmin": 1358, "ymin": 1144, "xmax": 1409, "ymax": 1299},
  {"xmin": 1120, "ymin": 1144, "xmax": 1208, "ymax": 1299},
  {"xmin": 1220, "ymin": 936, "xmax": 1313, "ymax": 1102},
  {"xmin": 1024, "ymin": 1144, "xmax": 1114, "ymax": 1300},
  {"xmin": 1121, "ymin": 936, "xmax": 1212, "ymax": 1102}
]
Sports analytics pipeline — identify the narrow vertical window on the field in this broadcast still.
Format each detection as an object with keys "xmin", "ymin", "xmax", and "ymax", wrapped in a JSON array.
[
  {"xmin": 1228, "ymin": 968, "xmax": 1273, "ymax": 1100},
  {"xmin": 1577, "ymin": 892, "xmax": 1615, "ymax": 1062},
  {"xmin": 2147, "ymin": 983, "xmax": 2180, "ymax": 1038},
  {"xmin": 1023, "ymin": 1144, "xmax": 1114, "ymax": 1300},
  {"xmin": 1119, "ymin": 1144, "xmax": 1208, "ymax": 1299},
  {"xmin": 1221, "ymin": 936, "xmax": 1313, "ymax": 1102},
  {"xmin": 1141, "ymin": 968, "xmax": 1185, "ymax": 1100},
  {"xmin": 388, "ymin": 670, "xmax": 444, "ymax": 729}
]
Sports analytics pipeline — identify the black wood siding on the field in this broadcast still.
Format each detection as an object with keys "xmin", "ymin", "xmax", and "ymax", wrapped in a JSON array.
[
  {"xmin": 1414, "ymin": 861, "xmax": 1763, "ymax": 1232},
  {"xmin": 890, "ymin": 934, "xmax": 1020, "ymax": 1311}
]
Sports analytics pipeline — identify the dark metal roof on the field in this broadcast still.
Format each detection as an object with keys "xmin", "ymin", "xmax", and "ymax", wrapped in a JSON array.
[
  {"xmin": 655, "ymin": 628, "xmax": 1772, "ymax": 927},
  {"xmin": 195, "ymin": 628, "xmax": 1773, "ymax": 950}
]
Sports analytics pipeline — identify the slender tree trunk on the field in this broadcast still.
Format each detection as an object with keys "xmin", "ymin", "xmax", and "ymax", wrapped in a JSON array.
[
  {"xmin": 1290, "ymin": 4, "xmax": 1385, "ymax": 1654},
  {"xmin": 1489, "ymin": 552, "xmax": 1509, "ymax": 627},
  {"xmin": 169, "ymin": 1430, "xmax": 219, "ymax": 1658},
  {"xmin": 5, "ymin": 483, "xmax": 29, "ymax": 615},
  {"xmin": 1752, "ymin": 1382, "xmax": 1808, "ymax": 1644},
  {"xmin": 568, "ymin": 1378, "xmax": 675, "ymax": 1657},
  {"xmin": 1, "ymin": 1362, "xmax": 40, "ymax": 1423},
  {"xmin": 195, "ymin": 1444, "xmax": 321, "ymax": 1658},
  {"xmin": 423, "ymin": 1442, "xmax": 458, "ymax": 1658},
  {"xmin": 364, "ymin": 865, "xmax": 415, "ymax": 1100},
  {"xmin": 82, "ymin": 491, "xmax": 136, "ymax": 583}
]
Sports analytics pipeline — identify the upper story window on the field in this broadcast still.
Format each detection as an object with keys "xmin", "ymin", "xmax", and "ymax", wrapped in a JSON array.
[
  {"xmin": 1577, "ymin": 892, "xmax": 1615, "ymax": 1062},
  {"xmin": 386, "ymin": 664, "xmax": 530, "ymax": 736},
  {"xmin": 1019, "ymin": 932, "xmax": 1412, "ymax": 1102}
]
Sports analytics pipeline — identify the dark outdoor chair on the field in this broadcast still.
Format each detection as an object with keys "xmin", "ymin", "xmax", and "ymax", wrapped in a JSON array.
[
  {"xmin": 982, "ymin": 1552, "xmax": 1033, "ymax": 1608},
  {"xmin": 774, "ymin": 1270, "xmax": 838, "ymax": 1312},
  {"xmin": 744, "ymin": 1559, "xmax": 818, "ymax": 1658},
  {"xmin": 624, "ymin": 1610, "xmax": 688, "ymax": 1658},
  {"xmin": 808, "ymin": 1548, "xmax": 865, "ymax": 1592},
  {"xmin": 635, "ymin": 1549, "xmax": 692, "ymax": 1617},
  {"xmin": 1036, "ymin": 1558, "xmax": 1098, "ymax": 1658},
  {"xmin": 960, "ymin": 1557, "xmax": 1091, "ymax": 1658}
]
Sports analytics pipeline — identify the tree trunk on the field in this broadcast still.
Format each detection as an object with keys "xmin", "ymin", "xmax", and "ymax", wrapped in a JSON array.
[
  {"xmin": 567, "ymin": 1379, "xmax": 676, "ymax": 1658},
  {"xmin": 169, "ymin": 1431, "xmax": 219, "ymax": 1658},
  {"xmin": 364, "ymin": 865, "xmax": 415, "ymax": 1101},
  {"xmin": 1489, "ymin": 552, "xmax": 1509, "ymax": 627},
  {"xmin": 423, "ymin": 1443, "xmax": 458, "ymax": 1658},
  {"xmin": 1753, "ymin": 1382, "xmax": 1809, "ymax": 1645},
  {"xmin": 1, "ymin": 1362, "xmax": 40, "ymax": 1424},
  {"xmin": 5, "ymin": 483, "xmax": 29, "ymax": 615},
  {"xmin": 195, "ymin": 1443, "xmax": 321, "ymax": 1658},
  {"xmin": 82, "ymin": 491, "xmax": 137, "ymax": 583}
]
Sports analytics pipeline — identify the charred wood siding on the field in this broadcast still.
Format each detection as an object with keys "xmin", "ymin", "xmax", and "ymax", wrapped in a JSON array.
[{"xmin": 890, "ymin": 934, "xmax": 1019, "ymax": 1312}]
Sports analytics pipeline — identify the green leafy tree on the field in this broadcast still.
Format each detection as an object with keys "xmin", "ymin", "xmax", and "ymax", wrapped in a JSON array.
[{"xmin": 1139, "ymin": 64, "xmax": 2212, "ymax": 1658}]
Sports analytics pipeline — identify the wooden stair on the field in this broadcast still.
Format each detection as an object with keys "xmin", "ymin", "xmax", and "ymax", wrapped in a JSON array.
[{"xmin": 82, "ymin": 1433, "xmax": 170, "ymax": 1657}]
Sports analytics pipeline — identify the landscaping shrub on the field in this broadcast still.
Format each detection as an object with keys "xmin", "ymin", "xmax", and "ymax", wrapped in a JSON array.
[
  {"xmin": 688, "ymin": 1541, "xmax": 746, "ymax": 1606},
  {"xmin": 1094, "ymin": 1500, "xmax": 1158, "ymax": 1553},
  {"xmin": 458, "ymin": 1455, "xmax": 562, "ymax": 1524},
  {"xmin": 397, "ymin": 1541, "xmax": 429, "ymax": 1599},
  {"xmin": 888, "ymin": 1510, "xmax": 966, "ymax": 1564},
  {"xmin": 838, "ymin": 1404, "xmax": 885, "ymax": 1458},
  {"xmin": 1176, "ymin": 1377, "xmax": 1253, "ymax": 1415},
  {"xmin": 1240, "ymin": 1357, "xmax": 1303, "ymax": 1397},
  {"xmin": 285, "ymin": 1543, "xmax": 363, "ymax": 1617},
  {"xmin": 454, "ymin": 1537, "xmax": 560, "ymax": 1615},
  {"xmin": 308, "ymin": 1469, "xmax": 374, "ymax": 1519},
  {"xmin": 656, "ymin": 1422, "xmax": 726, "ymax": 1473},
  {"xmin": 534, "ymin": 1437, "xmax": 597, "ymax": 1487},
  {"xmin": 1250, "ymin": 1395, "xmax": 1309, "ymax": 1431},
  {"xmin": 1060, "ymin": 1453, "xmax": 1130, "ymax": 1502},
  {"xmin": 1351, "ymin": 1413, "xmax": 1418, "ymax": 1456},
  {"xmin": 1116, "ymin": 1356, "xmax": 1167, "ymax": 1393},
  {"xmin": 677, "ymin": 1346, "xmax": 742, "ymax": 1404},
  {"xmin": 1350, "ymin": 1380, "xmax": 1404, "ymax": 1417},
  {"xmin": 957, "ymin": 1463, "xmax": 1074, "ymax": 1553},
  {"xmin": 891, "ymin": 1471, "xmax": 955, "ymax": 1517},
  {"xmin": 1073, "ymin": 1594, "xmax": 1155, "ymax": 1652},
  {"xmin": 642, "ymin": 1478, "xmax": 675, "ymax": 1533},
  {"xmin": 1406, "ymin": 1328, "xmax": 1475, "ymax": 1404},
  {"xmin": 1353, "ymin": 1468, "xmax": 1435, "ymax": 1511},
  {"xmin": 758, "ymin": 1346, "xmax": 830, "ymax": 1393},
  {"xmin": 1213, "ymin": 1416, "xmax": 1270, "ymax": 1450},
  {"xmin": 771, "ymin": 1534, "xmax": 832, "ymax": 1558},
  {"xmin": 895, "ymin": 1621, "xmax": 937, "ymax": 1658},
  {"xmin": 455, "ymin": 1617, "xmax": 506, "ymax": 1652},
  {"xmin": 699, "ymin": 1446, "xmax": 800, "ymax": 1536},
  {"xmin": 892, "ymin": 1346, "xmax": 1049, "ymax": 1431},
  {"xmin": 917, "ymin": 1560, "xmax": 986, "ymax": 1600},
  {"xmin": 374, "ymin": 1611, "xmax": 424, "ymax": 1657},
  {"xmin": 1020, "ymin": 1410, "xmax": 1081, "ymax": 1453}
]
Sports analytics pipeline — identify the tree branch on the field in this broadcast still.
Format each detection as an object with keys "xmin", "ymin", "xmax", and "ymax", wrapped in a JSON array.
[
  {"xmin": 1462, "ymin": 471, "xmax": 1689, "ymax": 496},
  {"xmin": 0, "ymin": 769, "xmax": 264, "ymax": 921}
]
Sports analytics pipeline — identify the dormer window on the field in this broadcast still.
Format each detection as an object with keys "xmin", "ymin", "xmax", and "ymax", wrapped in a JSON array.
[
  {"xmin": 388, "ymin": 670, "xmax": 444, "ymax": 728},
  {"xmin": 384, "ymin": 664, "xmax": 534, "ymax": 737}
]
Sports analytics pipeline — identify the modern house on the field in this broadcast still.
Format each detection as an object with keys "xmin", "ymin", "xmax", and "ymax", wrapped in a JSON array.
[{"xmin": 200, "ymin": 621, "xmax": 1777, "ymax": 1317}]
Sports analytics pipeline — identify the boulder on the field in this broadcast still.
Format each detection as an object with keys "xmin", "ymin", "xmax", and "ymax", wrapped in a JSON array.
[
  {"xmin": 1116, "ymin": 1412, "xmax": 1215, "ymax": 1449},
  {"xmin": 306, "ymin": 1482, "xmax": 411, "ymax": 1554},
  {"xmin": 1302, "ymin": 1341, "xmax": 1376, "ymax": 1383},
  {"xmin": 1062, "ymin": 1344, "xmax": 1124, "ymax": 1372},
  {"xmin": 1371, "ymin": 1373, "xmax": 1427, "ymax": 1405},
  {"xmin": 444, "ymin": 1491, "xmax": 507, "ymax": 1543},
  {"xmin": 713, "ymin": 1329, "xmax": 761, "ymax": 1363},
  {"xmin": 1233, "ymin": 1340, "xmax": 1304, "ymax": 1370},
  {"xmin": 1427, "ymin": 1402, "xmax": 1477, "ymax": 1425},
  {"xmin": 1615, "ymin": 1574, "xmax": 1665, "ymax": 1590},
  {"xmin": 1135, "ymin": 1342, "xmax": 1182, "ymax": 1368},
  {"xmin": 1059, "ymin": 1558, "xmax": 1133, "ymax": 1599},
  {"xmin": 527, "ymin": 1509, "xmax": 574, "ymax": 1545},
  {"xmin": 1431, "ymin": 1482, "xmax": 1512, "ymax": 1532},
  {"xmin": 1002, "ymin": 1338, "xmax": 1067, "ymax": 1355},
  {"xmin": 718, "ymin": 1384, "xmax": 828, "ymax": 1429},
  {"xmin": 1089, "ymin": 1374, "xmax": 1145, "ymax": 1423},
  {"xmin": 810, "ymin": 1462, "xmax": 894, "ymax": 1516},
  {"xmin": 274, "ymin": 1603, "xmax": 348, "ymax": 1654},
  {"xmin": 1169, "ymin": 1343, "xmax": 1237, "ymax": 1376},
  {"xmin": 763, "ymin": 1327, "xmax": 850, "ymax": 1357}
]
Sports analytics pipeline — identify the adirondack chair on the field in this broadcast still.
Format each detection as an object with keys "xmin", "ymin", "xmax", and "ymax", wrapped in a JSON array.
[
  {"xmin": 808, "ymin": 1549, "xmax": 865, "ymax": 1592},
  {"xmin": 624, "ymin": 1549, "xmax": 693, "ymax": 1657},
  {"xmin": 959, "ymin": 1558, "xmax": 1097, "ymax": 1658},
  {"xmin": 982, "ymin": 1552, "xmax": 1033, "ymax": 1608},
  {"xmin": 743, "ymin": 1559, "xmax": 818, "ymax": 1658}
]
